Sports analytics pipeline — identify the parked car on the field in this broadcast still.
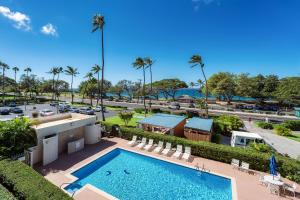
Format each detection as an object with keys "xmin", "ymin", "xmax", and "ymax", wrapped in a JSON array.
[
  {"xmin": 10, "ymin": 107, "xmax": 23, "ymax": 114},
  {"xmin": 168, "ymin": 102, "xmax": 180, "ymax": 110},
  {"xmin": 50, "ymin": 102, "xmax": 59, "ymax": 106},
  {"xmin": 8, "ymin": 102, "xmax": 16, "ymax": 107},
  {"xmin": 188, "ymin": 103, "xmax": 195, "ymax": 108},
  {"xmin": 58, "ymin": 105, "xmax": 70, "ymax": 113},
  {"xmin": 40, "ymin": 109, "xmax": 55, "ymax": 117},
  {"xmin": 79, "ymin": 107, "xmax": 95, "ymax": 115},
  {"xmin": 0, "ymin": 108, "xmax": 10, "ymax": 115},
  {"xmin": 94, "ymin": 106, "xmax": 106, "ymax": 112},
  {"xmin": 69, "ymin": 107, "xmax": 80, "ymax": 113}
]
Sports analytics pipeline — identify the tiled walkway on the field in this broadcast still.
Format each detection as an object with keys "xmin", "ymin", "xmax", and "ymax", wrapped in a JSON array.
[{"xmin": 36, "ymin": 137, "xmax": 299, "ymax": 200}]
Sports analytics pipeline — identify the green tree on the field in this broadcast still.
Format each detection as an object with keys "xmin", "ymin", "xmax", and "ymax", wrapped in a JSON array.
[
  {"xmin": 144, "ymin": 57, "xmax": 155, "ymax": 110},
  {"xmin": 55, "ymin": 67, "xmax": 64, "ymax": 101},
  {"xmin": 189, "ymin": 55, "xmax": 209, "ymax": 117},
  {"xmin": 47, "ymin": 67, "xmax": 59, "ymax": 101},
  {"xmin": 118, "ymin": 111, "xmax": 134, "ymax": 126},
  {"xmin": 24, "ymin": 67, "xmax": 32, "ymax": 103},
  {"xmin": 12, "ymin": 66, "xmax": 20, "ymax": 100},
  {"xmin": 91, "ymin": 64, "xmax": 101, "ymax": 106},
  {"xmin": 133, "ymin": 57, "xmax": 147, "ymax": 116},
  {"xmin": 0, "ymin": 61, "xmax": 9, "ymax": 104},
  {"xmin": 152, "ymin": 79, "xmax": 188, "ymax": 100},
  {"xmin": 274, "ymin": 77, "xmax": 300, "ymax": 105},
  {"xmin": 207, "ymin": 72, "xmax": 236, "ymax": 104},
  {"xmin": 92, "ymin": 14, "xmax": 106, "ymax": 121},
  {"xmin": 235, "ymin": 73, "xmax": 252, "ymax": 98},
  {"xmin": 64, "ymin": 66, "xmax": 79, "ymax": 104}
]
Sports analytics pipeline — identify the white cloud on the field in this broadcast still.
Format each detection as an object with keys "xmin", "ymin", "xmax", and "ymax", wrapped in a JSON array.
[
  {"xmin": 192, "ymin": 0, "xmax": 219, "ymax": 11},
  {"xmin": 41, "ymin": 23, "xmax": 58, "ymax": 36},
  {"xmin": 0, "ymin": 6, "xmax": 31, "ymax": 31}
]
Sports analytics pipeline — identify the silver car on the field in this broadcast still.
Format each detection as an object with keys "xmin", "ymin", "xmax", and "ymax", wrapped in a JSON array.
[{"xmin": 39, "ymin": 109, "xmax": 55, "ymax": 117}]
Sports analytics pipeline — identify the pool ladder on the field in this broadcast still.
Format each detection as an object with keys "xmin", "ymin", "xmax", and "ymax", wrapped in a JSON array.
[{"xmin": 195, "ymin": 163, "xmax": 210, "ymax": 173}]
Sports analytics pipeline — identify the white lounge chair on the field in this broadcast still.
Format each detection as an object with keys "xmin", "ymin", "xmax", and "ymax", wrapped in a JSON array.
[
  {"xmin": 137, "ymin": 137, "xmax": 147, "ymax": 149},
  {"xmin": 144, "ymin": 139, "xmax": 154, "ymax": 151},
  {"xmin": 153, "ymin": 141, "xmax": 164, "ymax": 153},
  {"xmin": 284, "ymin": 182, "xmax": 297, "ymax": 198},
  {"xmin": 127, "ymin": 135, "xmax": 137, "ymax": 146},
  {"xmin": 161, "ymin": 142, "xmax": 172, "ymax": 156},
  {"xmin": 240, "ymin": 161, "xmax": 249, "ymax": 172},
  {"xmin": 231, "ymin": 159, "xmax": 240, "ymax": 169},
  {"xmin": 182, "ymin": 146, "xmax": 191, "ymax": 161},
  {"xmin": 258, "ymin": 173, "xmax": 268, "ymax": 186},
  {"xmin": 172, "ymin": 145, "xmax": 183, "ymax": 159}
]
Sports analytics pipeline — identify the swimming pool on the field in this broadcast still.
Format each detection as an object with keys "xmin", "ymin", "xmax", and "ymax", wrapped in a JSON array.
[{"xmin": 65, "ymin": 148, "xmax": 232, "ymax": 200}]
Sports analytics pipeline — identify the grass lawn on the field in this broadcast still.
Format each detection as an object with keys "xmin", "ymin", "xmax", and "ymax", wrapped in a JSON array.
[
  {"xmin": 286, "ymin": 132, "xmax": 300, "ymax": 142},
  {"xmin": 0, "ymin": 184, "xmax": 15, "ymax": 200},
  {"xmin": 106, "ymin": 113, "xmax": 151, "ymax": 126}
]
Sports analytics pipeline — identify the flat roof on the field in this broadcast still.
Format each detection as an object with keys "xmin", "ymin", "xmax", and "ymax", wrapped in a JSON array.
[
  {"xmin": 232, "ymin": 131, "xmax": 263, "ymax": 139},
  {"xmin": 138, "ymin": 114, "xmax": 185, "ymax": 129},
  {"xmin": 184, "ymin": 117, "xmax": 213, "ymax": 132},
  {"xmin": 33, "ymin": 113, "xmax": 95, "ymax": 130}
]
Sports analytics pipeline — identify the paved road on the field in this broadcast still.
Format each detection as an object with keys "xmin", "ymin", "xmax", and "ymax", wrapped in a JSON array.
[
  {"xmin": 69, "ymin": 97, "xmax": 298, "ymax": 122},
  {"xmin": 244, "ymin": 121, "xmax": 300, "ymax": 159}
]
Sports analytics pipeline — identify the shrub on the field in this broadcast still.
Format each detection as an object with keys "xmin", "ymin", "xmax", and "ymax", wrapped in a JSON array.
[
  {"xmin": 274, "ymin": 125, "xmax": 292, "ymax": 136},
  {"xmin": 118, "ymin": 111, "xmax": 134, "ymax": 126},
  {"xmin": 256, "ymin": 121, "xmax": 274, "ymax": 129},
  {"xmin": 171, "ymin": 110, "xmax": 186, "ymax": 116},
  {"xmin": 32, "ymin": 111, "xmax": 39, "ymax": 118},
  {"xmin": 0, "ymin": 159, "xmax": 72, "ymax": 200},
  {"xmin": 160, "ymin": 109, "xmax": 171, "ymax": 114},
  {"xmin": 101, "ymin": 121, "xmax": 300, "ymax": 183},
  {"xmin": 213, "ymin": 115, "xmax": 244, "ymax": 136},
  {"xmin": 282, "ymin": 120, "xmax": 300, "ymax": 131},
  {"xmin": 134, "ymin": 108, "xmax": 145, "ymax": 114},
  {"xmin": 249, "ymin": 142, "xmax": 273, "ymax": 153},
  {"xmin": 186, "ymin": 110, "xmax": 199, "ymax": 118},
  {"xmin": 150, "ymin": 108, "xmax": 161, "ymax": 113},
  {"xmin": 211, "ymin": 134, "xmax": 221, "ymax": 144},
  {"xmin": 0, "ymin": 118, "xmax": 36, "ymax": 157}
]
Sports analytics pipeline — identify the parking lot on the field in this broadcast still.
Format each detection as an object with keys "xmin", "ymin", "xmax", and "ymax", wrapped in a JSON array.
[{"xmin": 0, "ymin": 103, "xmax": 116, "ymax": 121}]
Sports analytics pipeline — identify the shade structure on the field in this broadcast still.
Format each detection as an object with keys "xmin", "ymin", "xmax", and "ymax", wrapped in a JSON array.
[{"xmin": 269, "ymin": 155, "xmax": 277, "ymax": 176}]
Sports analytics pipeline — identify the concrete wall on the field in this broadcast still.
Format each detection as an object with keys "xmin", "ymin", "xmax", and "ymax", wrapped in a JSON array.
[
  {"xmin": 58, "ymin": 127, "xmax": 84, "ymax": 154},
  {"xmin": 43, "ymin": 134, "xmax": 58, "ymax": 166}
]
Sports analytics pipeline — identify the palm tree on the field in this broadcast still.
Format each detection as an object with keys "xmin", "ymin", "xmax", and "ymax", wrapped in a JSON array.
[
  {"xmin": 144, "ymin": 57, "xmax": 154, "ymax": 111},
  {"xmin": 24, "ymin": 67, "xmax": 31, "ymax": 104},
  {"xmin": 92, "ymin": 14, "xmax": 106, "ymax": 121},
  {"xmin": 65, "ymin": 66, "xmax": 79, "ymax": 104},
  {"xmin": 84, "ymin": 72, "xmax": 94, "ymax": 106},
  {"xmin": 189, "ymin": 55, "xmax": 208, "ymax": 117},
  {"xmin": 133, "ymin": 57, "xmax": 147, "ymax": 116},
  {"xmin": 12, "ymin": 67, "xmax": 19, "ymax": 100},
  {"xmin": 0, "ymin": 61, "xmax": 9, "ymax": 104},
  {"xmin": 91, "ymin": 64, "xmax": 101, "ymax": 106},
  {"xmin": 47, "ymin": 67, "xmax": 58, "ymax": 101},
  {"xmin": 55, "ymin": 67, "xmax": 64, "ymax": 101}
]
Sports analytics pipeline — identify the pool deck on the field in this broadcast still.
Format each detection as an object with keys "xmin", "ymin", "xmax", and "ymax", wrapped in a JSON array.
[{"xmin": 35, "ymin": 137, "xmax": 299, "ymax": 200}]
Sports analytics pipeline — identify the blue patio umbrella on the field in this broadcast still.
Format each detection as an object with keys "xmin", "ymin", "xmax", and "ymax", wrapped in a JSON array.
[{"xmin": 269, "ymin": 155, "xmax": 277, "ymax": 177}]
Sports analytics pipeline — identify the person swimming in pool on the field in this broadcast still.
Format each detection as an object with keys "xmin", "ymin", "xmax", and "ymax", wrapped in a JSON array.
[
  {"xmin": 124, "ymin": 170, "xmax": 130, "ymax": 175},
  {"xmin": 106, "ymin": 171, "xmax": 112, "ymax": 176}
]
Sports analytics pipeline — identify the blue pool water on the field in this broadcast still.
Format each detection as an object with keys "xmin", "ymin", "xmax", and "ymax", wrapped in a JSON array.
[{"xmin": 65, "ymin": 148, "xmax": 232, "ymax": 200}]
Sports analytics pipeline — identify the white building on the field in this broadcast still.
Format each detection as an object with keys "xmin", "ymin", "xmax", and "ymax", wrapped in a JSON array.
[
  {"xmin": 231, "ymin": 131, "xmax": 264, "ymax": 147},
  {"xmin": 26, "ymin": 113, "xmax": 101, "ymax": 166}
]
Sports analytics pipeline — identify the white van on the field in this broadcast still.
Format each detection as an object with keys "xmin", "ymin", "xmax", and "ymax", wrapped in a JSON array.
[{"xmin": 231, "ymin": 131, "xmax": 264, "ymax": 147}]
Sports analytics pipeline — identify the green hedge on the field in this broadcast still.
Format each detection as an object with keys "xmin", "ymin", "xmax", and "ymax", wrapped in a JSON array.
[
  {"xmin": 256, "ymin": 121, "xmax": 274, "ymax": 129},
  {"xmin": 0, "ymin": 184, "xmax": 15, "ymax": 200},
  {"xmin": 0, "ymin": 159, "xmax": 72, "ymax": 200},
  {"xmin": 101, "ymin": 121, "xmax": 300, "ymax": 183},
  {"xmin": 282, "ymin": 120, "xmax": 300, "ymax": 131}
]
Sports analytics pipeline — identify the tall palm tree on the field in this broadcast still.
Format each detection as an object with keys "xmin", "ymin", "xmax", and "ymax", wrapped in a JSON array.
[
  {"xmin": 84, "ymin": 72, "xmax": 94, "ymax": 106},
  {"xmin": 0, "ymin": 61, "xmax": 9, "ymax": 104},
  {"xmin": 55, "ymin": 67, "xmax": 64, "ymax": 101},
  {"xmin": 91, "ymin": 64, "xmax": 101, "ymax": 106},
  {"xmin": 12, "ymin": 67, "xmax": 19, "ymax": 100},
  {"xmin": 133, "ymin": 57, "xmax": 147, "ymax": 116},
  {"xmin": 47, "ymin": 67, "xmax": 58, "ymax": 101},
  {"xmin": 65, "ymin": 66, "xmax": 79, "ymax": 104},
  {"xmin": 24, "ymin": 67, "xmax": 32, "ymax": 104},
  {"xmin": 92, "ymin": 14, "xmax": 106, "ymax": 121},
  {"xmin": 189, "ymin": 55, "xmax": 208, "ymax": 117},
  {"xmin": 144, "ymin": 57, "xmax": 154, "ymax": 111}
]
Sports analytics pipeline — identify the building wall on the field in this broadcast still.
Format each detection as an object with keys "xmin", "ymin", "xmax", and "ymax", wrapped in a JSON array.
[
  {"xmin": 173, "ymin": 119, "xmax": 186, "ymax": 137},
  {"xmin": 58, "ymin": 127, "xmax": 84, "ymax": 154},
  {"xmin": 184, "ymin": 128, "xmax": 211, "ymax": 142}
]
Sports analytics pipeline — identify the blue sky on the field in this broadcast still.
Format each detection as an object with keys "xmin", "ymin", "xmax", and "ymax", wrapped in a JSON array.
[{"xmin": 0, "ymin": 0, "xmax": 300, "ymax": 87}]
